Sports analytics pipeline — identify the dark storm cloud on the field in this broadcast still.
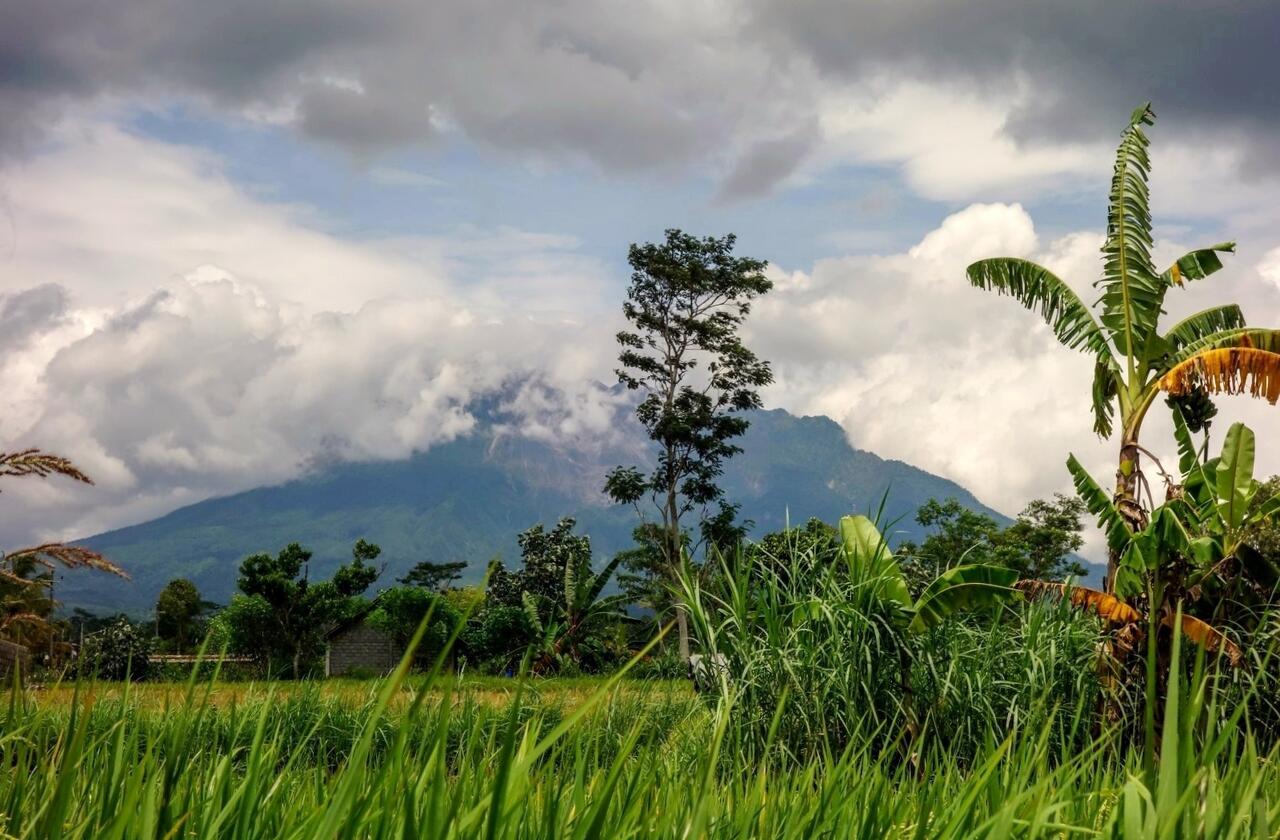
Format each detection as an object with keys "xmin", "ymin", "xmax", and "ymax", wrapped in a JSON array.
[
  {"xmin": 749, "ymin": 0, "xmax": 1280, "ymax": 147},
  {"xmin": 0, "ymin": 0, "xmax": 765, "ymax": 170},
  {"xmin": 0, "ymin": 284, "xmax": 68, "ymax": 353},
  {"xmin": 715, "ymin": 125, "xmax": 819, "ymax": 202},
  {"xmin": 3, "ymin": 0, "xmax": 1280, "ymax": 182}
]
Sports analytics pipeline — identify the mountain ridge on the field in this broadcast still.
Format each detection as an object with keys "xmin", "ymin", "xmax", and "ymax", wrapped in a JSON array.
[{"xmin": 62, "ymin": 407, "xmax": 1025, "ymax": 613}]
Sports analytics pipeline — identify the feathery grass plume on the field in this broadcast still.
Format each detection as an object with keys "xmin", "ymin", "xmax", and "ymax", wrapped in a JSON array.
[
  {"xmin": 0, "ymin": 611, "xmax": 49, "ymax": 632},
  {"xmin": 3, "ymin": 544, "xmax": 127, "ymax": 579},
  {"xmin": 0, "ymin": 449, "xmax": 93, "ymax": 487}
]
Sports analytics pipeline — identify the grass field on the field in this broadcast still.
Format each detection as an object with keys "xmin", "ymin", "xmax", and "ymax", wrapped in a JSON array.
[
  {"xmin": 30, "ymin": 674, "xmax": 691, "ymax": 713},
  {"xmin": 5, "ymin": 646, "xmax": 1280, "ymax": 838}
]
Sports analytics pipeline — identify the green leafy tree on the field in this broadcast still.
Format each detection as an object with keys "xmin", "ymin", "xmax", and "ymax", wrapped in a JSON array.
[
  {"xmin": 967, "ymin": 104, "xmax": 1280, "ymax": 590},
  {"xmin": 740, "ymin": 517, "xmax": 839, "ymax": 588},
  {"xmin": 232, "ymin": 539, "xmax": 381, "ymax": 678},
  {"xmin": 604, "ymin": 229, "xmax": 774, "ymax": 660},
  {"xmin": 78, "ymin": 617, "xmax": 152, "ymax": 681},
  {"xmin": 155, "ymin": 578, "xmax": 212, "ymax": 651},
  {"xmin": 398, "ymin": 560, "xmax": 467, "ymax": 592},
  {"xmin": 366, "ymin": 586, "xmax": 461, "ymax": 665},
  {"xmin": 614, "ymin": 522, "xmax": 669, "ymax": 614},
  {"xmin": 488, "ymin": 519, "xmax": 592, "ymax": 609},
  {"xmin": 898, "ymin": 497, "xmax": 1088, "ymax": 595}
]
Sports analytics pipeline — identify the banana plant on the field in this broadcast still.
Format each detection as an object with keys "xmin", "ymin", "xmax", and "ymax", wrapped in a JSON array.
[
  {"xmin": 837, "ymin": 514, "xmax": 1019, "ymax": 743},
  {"xmin": 838, "ymin": 515, "xmax": 1018, "ymax": 635},
  {"xmin": 522, "ymin": 553, "xmax": 631, "ymax": 673},
  {"xmin": 1055, "ymin": 427, "xmax": 1266, "ymax": 669},
  {"xmin": 967, "ymin": 103, "xmax": 1280, "ymax": 590},
  {"xmin": 1167, "ymin": 419, "xmax": 1280, "ymax": 607}
]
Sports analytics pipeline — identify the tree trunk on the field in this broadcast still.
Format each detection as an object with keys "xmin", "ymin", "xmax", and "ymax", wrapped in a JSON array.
[
  {"xmin": 675, "ymin": 604, "xmax": 691, "ymax": 662},
  {"xmin": 1108, "ymin": 437, "xmax": 1148, "ymax": 592},
  {"xmin": 291, "ymin": 648, "xmax": 302, "ymax": 681},
  {"xmin": 664, "ymin": 462, "xmax": 693, "ymax": 664}
]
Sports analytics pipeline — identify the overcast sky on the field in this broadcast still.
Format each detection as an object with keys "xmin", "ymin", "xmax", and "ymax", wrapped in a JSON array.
[{"xmin": 4, "ymin": 0, "xmax": 1280, "ymax": 565}]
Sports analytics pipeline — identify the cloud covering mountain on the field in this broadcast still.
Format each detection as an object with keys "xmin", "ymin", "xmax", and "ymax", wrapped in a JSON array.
[{"xmin": 4, "ymin": 1, "xmax": 1280, "ymax": 574}]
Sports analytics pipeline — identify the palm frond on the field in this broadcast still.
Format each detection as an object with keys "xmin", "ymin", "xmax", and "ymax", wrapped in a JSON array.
[
  {"xmin": 1161, "ymin": 613, "xmax": 1243, "ymax": 667},
  {"xmin": 1169, "ymin": 406, "xmax": 1199, "ymax": 477},
  {"xmin": 521, "ymin": 591, "xmax": 545, "ymax": 636},
  {"xmin": 1158, "ymin": 347, "xmax": 1280, "ymax": 405},
  {"xmin": 1160, "ymin": 242, "xmax": 1235, "ymax": 287},
  {"xmin": 585, "ymin": 554, "xmax": 625, "ymax": 605},
  {"xmin": 1096, "ymin": 103, "xmax": 1162, "ymax": 357},
  {"xmin": 1091, "ymin": 355, "xmax": 1121, "ymax": 438},
  {"xmin": 838, "ymin": 515, "xmax": 911, "ymax": 608},
  {"xmin": 967, "ymin": 258, "xmax": 1113, "ymax": 358},
  {"xmin": 1066, "ymin": 454, "xmax": 1131, "ymax": 554},
  {"xmin": 908, "ymin": 564, "xmax": 1018, "ymax": 635},
  {"xmin": 1016, "ymin": 579, "xmax": 1141, "ymax": 625},
  {"xmin": 1163, "ymin": 305, "xmax": 1246, "ymax": 352},
  {"xmin": 1166, "ymin": 328, "xmax": 1280, "ymax": 361}
]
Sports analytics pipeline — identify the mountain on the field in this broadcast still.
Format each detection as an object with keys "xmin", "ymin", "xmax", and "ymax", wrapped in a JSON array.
[{"xmin": 62, "ymin": 408, "xmax": 1018, "ymax": 613}]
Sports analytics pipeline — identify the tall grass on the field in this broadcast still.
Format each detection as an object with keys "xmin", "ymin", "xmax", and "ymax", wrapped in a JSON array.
[
  {"xmin": 4, "ymin": 538, "xmax": 1280, "ymax": 836},
  {"xmin": 3, "ymin": 651, "xmax": 1279, "ymax": 837},
  {"xmin": 681, "ymin": 526, "xmax": 1106, "ymax": 764}
]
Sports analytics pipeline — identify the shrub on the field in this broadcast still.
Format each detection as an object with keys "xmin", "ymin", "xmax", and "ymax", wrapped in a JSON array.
[
  {"xmin": 365, "ymin": 586, "xmax": 461, "ymax": 665},
  {"xmin": 460, "ymin": 605, "xmax": 533, "ymax": 672},
  {"xmin": 77, "ymin": 618, "xmax": 152, "ymax": 681},
  {"xmin": 684, "ymin": 522, "xmax": 1100, "ymax": 763}
]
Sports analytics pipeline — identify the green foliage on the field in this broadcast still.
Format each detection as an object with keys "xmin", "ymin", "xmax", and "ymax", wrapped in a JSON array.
[
  {"xmin": 604, "ymin": 229, "xmax": 774, "ymax": 656},
  {"xmin": 77, "ymin": 617, "xmax": 151, "ymax": 681},
  {"xmin": 1244, "ymin": 476, "xmax": 1280, "ymax": 570},
  {"xmin": 1133, "ymin": 421, "xmax": 1280, "ymax": 612},
  {"xmin": 459, "ymin": 605, "xmax": 533, "ymax": 672},
  {"xmin": 154, "ymin": 578, "xmax": 210, "ymax": 651},
  {"xmin": 684, "ymin": 518, "xmax": 1065, "ymax": 761},
  {"xmin": 614, "ymin": 522, "xmax": 669, "ymax": 614},
  {"xmin": 968, "ymin": 105, "xmax": 1280, "ymax": 593},
  {"xmin": 898, "ymin": 496, "xmax": 1088, "ymax": 593},
  {"xmin": 397, "ymin": 559, "xmax": 467, "ymax": 591},
  {"xmin": 365, "ymin": 586, "xmax": 461, "ymax": 664},
  {"xmin": 523, "ymin": 553, "xmax": 632, "ymax": 675},
  {"xmin": 228, "ymin": 539, "xmax": 382, "ymax": 678},
  {"xmin": 908, "ymin": 563, "xmax": 1019, "ymax": 634},
  {"xmin": 1067, "ymin": 455, "xmax": 1132, "ymax": 556},
  {"xmin": 514, "ymin": 518, "xmax": 591, "ymax": 606}
]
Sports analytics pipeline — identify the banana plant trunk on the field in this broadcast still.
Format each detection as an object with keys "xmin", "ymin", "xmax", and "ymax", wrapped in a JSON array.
[{"xmin": 1109, "ymin": 435, "xmax": 1147, "ymax": 592}]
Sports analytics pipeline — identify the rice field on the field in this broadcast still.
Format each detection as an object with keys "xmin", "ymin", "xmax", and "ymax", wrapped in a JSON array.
[{"xmin": 4, "ymin": 638, "xmax": 1280, "ymax": 839}]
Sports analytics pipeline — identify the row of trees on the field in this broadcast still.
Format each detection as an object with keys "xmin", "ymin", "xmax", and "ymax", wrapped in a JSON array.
[
  {"xmin": 8, "ymin": 102, "xmax": 1280, "ymax": 696},
  {"xmin": 96, "ymin": 493, "xmax": 1104, "ymax": 679}
]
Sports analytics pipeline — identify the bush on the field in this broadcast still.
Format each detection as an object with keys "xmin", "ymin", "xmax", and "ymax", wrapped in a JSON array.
[
  {"xmin": 460, "ymin": 605, "xmax": 533, "ymax": 673},
  {"xmin": 365, "ymin": 586, "xmax": 461, "ymax": 665},
  {"xmin": 630, "ymin": 648, "xmax": 687, "ymax": 680},
  {"xmin": 77, "ymin": 618, "xmax": 152, "ymax": 681},
  {"xmin": 684, "ymin": 526, "xmax": 1101, "ymax": 763}
]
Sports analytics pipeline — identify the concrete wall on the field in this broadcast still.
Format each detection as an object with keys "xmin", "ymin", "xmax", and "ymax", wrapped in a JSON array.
[{"xmin": 325, "ymin": 621, "xmax": 402, "ymax": 677}]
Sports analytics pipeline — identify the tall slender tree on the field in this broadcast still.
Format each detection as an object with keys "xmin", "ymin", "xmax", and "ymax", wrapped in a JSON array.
[
  {"xmin": 605, "ymin": 229, "xmax": 773, "ymax": 660},
  {"xmin": 966, "ymin": 104, "xmax": 1280, "ymax": 590}
]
